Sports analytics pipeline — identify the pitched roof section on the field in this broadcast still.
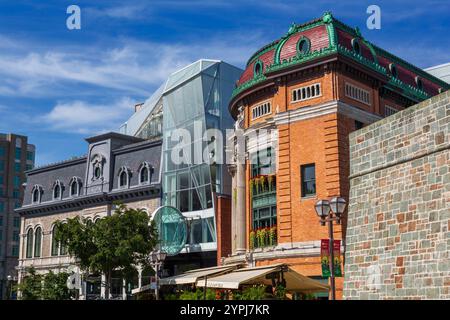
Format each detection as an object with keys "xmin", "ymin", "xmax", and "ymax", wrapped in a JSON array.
[{"xmin": 232, "ymin": 12, "xmax": 449, "ymax": 104}]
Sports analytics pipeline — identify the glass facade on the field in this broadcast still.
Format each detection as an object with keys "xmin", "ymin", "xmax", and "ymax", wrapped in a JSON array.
[{"xmin": 161, "ymin": 61, "xmax": 241, "ymax": 252}]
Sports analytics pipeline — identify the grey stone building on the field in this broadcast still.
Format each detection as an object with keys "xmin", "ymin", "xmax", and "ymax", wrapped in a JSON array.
[
  {"xmin": 15, "ymin": 132, "xmax": 162, "ymax": 299},
  {"xmin": 0, "ymin": 133, "xmax": 35, "ymax": 299},
  {"xmin": 344, "ymin": 91, "xmax": 449, "ymax": 299}
]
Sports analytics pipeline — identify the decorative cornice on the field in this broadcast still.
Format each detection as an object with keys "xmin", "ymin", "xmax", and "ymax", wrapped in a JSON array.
[{"xmin": 274, "ymin": 100, "xmax": 382, "ymax": 126}]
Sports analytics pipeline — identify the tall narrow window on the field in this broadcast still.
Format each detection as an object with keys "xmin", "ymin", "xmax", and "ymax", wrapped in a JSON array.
[
  {"xmin": 26, "ymin": 228, "xmax": 33, "ymax": 258},
  {"xmin": 51, "ymin": 225, "xmax": 59, "ymax": 256},
  {"xmin": 301, "ymin": 164, "xmax": 316, "ymax": 197},
  {"xmin": 70, "ymin": 181, "xmax": 77, "ymax": 196},
  {"xmin": 34, "ymin": 227, "xmax": 42, "ymax": 257}
]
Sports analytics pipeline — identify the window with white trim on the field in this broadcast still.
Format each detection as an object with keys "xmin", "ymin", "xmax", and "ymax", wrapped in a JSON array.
[
  {"xmin": 251, "ymin": 102, "xmax": 271, "ymax": 120},
  {"xmin": 385, "ymin": 105, "xmax": 398, "ymax": 117},
  {"xmin": 345, "ymin": 83, "xmax": 371, "ymax": 105},
  {"xmin": 292, "ymin": 83, "xmax": 321, "ymax": 102}
]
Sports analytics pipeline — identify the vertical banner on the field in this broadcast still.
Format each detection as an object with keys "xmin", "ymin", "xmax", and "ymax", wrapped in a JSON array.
[
  {"xmin": 320, "ymin": 239, "xmax": 330, "ymax": 277},
  {"xmin": 333, "ymin": 240, "xmax": 342, "ymax": 277}
]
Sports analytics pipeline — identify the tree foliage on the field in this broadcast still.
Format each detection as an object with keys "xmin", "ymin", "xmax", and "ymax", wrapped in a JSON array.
[
  {"xmin": 54, "ymin": 203, "xmax": 158, "ymax": 298},
  {"xmin": 16, "ymin": 267, "xmax": 75, "ymax": 300}
]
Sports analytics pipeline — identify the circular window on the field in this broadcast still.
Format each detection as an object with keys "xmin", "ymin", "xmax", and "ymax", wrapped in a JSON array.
[
  {"xmin": 297, "ymin": 37, "xmax": 310, "ymax": 55},
  {"xmin": 389, "ymin": 63, "xmax": 398, "ymax": 78},
  {"xmin": 415, "ymin": 76, "xmax": 423, "ymax": 90},
  {"xmin": 94, "ymin": 166, "xmax": 101, "ymax": 179},
  {"xmin": 254, "ymin": 60, "xmax": 263, "ymax": 77},
  {"xmin": 351, "ymin": 38, "xmax": 360, "ymax": 55}
]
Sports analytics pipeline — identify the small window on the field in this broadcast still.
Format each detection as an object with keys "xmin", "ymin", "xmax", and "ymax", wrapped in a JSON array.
[
  {"xmin": 389, "ymin": 63, "xmax": 398, "ymax": 78},
  {"xmin": 119, "ymin": 172, "xmax": 127, "ymax": 187},
  {"xmin": 301, "ymin": 164, "xmax": 316, "ymax": 197},
  {"xmin": 297, "ymin": 37, "xmax": 310, "ymax": 55},
  {"xmin": 351, "ymin": 38, "xmax": 360, "ymax": 55},
  {"xmin": 254, "ymin": 60, "xmax": 263, "ymax": 77},
  {"xmin": 70, "ymin": 181, "xmax": 78, "ymax": 196},
  {"xmin": 251, "ymin": 102, "xmax": 272, "ymax": 120},
  {"xmin": 32, "ymin": 187, "xmax": 41, "ymax": 204},
  {"xmin": 292, "ymin": 83, "xmax": 321, "ymax": 102},
  {"xmin": 53, "ymin": 184, "xmax": 61, "ymax": 200},
  {"xmin": 140, "ymin": 166, "xmax": 149, "ymax": 184},
  {"xmin": 94, "ymin": 166, "xmax": 101, "ymax": 179},
  {"xmin": 51, "ymin": 225, "xmax": 59, "ymax": 256},
  {"xmin": 415, "ymin": 77, "xmax": 423, "ymax": 90},
  {"xmin": 385, "ymin": 105, "xmax": 398, "ymax": 117}
]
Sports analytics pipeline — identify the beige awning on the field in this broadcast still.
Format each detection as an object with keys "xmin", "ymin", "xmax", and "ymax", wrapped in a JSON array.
[
  {"xmin": 196, "ymin": 264, "xmax": 329, "ymax": 293},
  {"xmin": 159, "ymin": 264, "xmax": 241, "ymax": 286}
]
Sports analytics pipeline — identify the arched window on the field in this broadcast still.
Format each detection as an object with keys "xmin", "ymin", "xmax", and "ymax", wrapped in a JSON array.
[
  {"xmin": 69, "ymin": 177, "xmax": 81, "ymax": 197},
  {"xmin": 51, "ymin": 224, "xmax": 59, "ymax": 256},
  {"xmin": 389, "ymin": 63, "xmax": 398, "ymax": 78},
  {"xmin": 139, "ymin": 162, "xmax": 152, "ymax": 185},
  {"xmin": 26, "ymin": 228, "xmax": 34, "ymax": 258},
  {"xmin": 415, "ymin": 76, "xmax": 423, "ymax": 90},
  {"xmin": 140, "ymin": 167, "xmax": 149, "ymax": 184},
  {"xmin": 34, "ymin": 227, "xmax": 42, "ymax": 257},
  {"xmin": 118, "ymin": 166, "xmax": 131, "ymax": 189},
  {"xmin": 254, "ymin": 60, "xmax": 263, "ymax": 77},
  {"xmin": 31, "ymin": 185, "xmax": 42, "ymax": 204},
  {"xmin": 297, "ymin": 37, "xmax": 311, "ymax": 55},
  {"xmin": 351, "ymin": 38, "xmax": 361, "ymax": 55},
  {"xmin": 53, "ymin": 180, "xmax": 62, "ymax": 200}
]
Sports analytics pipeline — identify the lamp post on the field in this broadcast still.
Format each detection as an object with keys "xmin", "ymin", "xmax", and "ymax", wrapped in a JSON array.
[
  {"xmin": 314, "ymin": 197, "xmax": 346, "ymax": 301},
  {"xmin": 6, "ymin": 275, "xmax": 17, "ymax": 300},
  {"xmin": 149, "ymin": 250, "xmax": 167, "ymax": 300}
]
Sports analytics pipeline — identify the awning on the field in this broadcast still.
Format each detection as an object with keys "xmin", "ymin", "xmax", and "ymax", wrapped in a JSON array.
[
  {"xmin": 196, "ymin": 264, "xmax": 329, "ymax": 293},
  {"xmin": 159, "ymin": 264, "xmax": 241, "ymax": 286}
]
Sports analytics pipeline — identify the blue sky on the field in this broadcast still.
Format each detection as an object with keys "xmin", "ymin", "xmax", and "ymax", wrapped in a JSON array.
[{"xmin": 0, "ymin": 0, "xmax": 449, "ymax": 166}]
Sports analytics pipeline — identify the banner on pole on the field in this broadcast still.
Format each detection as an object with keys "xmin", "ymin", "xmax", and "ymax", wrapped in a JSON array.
[
  {"xmin": 333, "ymin": 240, "xmax": 342, "ymax": 277},
  {"xmin": 320, "ymin": 239, "xmax": 330, "ymax": 277}
]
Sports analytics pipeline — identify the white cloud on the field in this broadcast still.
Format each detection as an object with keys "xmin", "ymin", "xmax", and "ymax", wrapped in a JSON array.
[
  {"xmin": 0, "ymin": 31, "xmax": 265, "ymax": 99},
  {"xmin": 40, "ymin": 97, "xmax": 135, "ymax": 135}
]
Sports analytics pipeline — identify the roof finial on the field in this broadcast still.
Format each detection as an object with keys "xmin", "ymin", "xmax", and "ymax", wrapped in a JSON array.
[
  {"xmin": 323, "ymin": 11, "xmax": 333, "ymax": 23},
  {"xmin": 288, "ymin": 22, "xmax": 296, "ymax": 34}
]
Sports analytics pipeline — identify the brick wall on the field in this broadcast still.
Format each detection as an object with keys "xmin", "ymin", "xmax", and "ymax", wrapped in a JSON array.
[{"xmin": 344, "ymin": 91, "xmax": 450, "ymax": 299}]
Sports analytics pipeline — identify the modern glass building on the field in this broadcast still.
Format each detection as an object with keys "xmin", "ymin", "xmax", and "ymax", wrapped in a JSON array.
[{"xmin": 120, "ymin": 60, "xmax": 242, "ymax": 273}]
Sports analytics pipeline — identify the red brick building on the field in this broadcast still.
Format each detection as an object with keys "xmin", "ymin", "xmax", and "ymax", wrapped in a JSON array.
[{"xmin": 222, "ymin": 12, "xmax": 449, "ymax": 299}]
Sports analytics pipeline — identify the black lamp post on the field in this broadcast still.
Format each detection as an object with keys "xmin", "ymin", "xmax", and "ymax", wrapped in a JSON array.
[
  {"xmin": 314, "ymin": 197, "xmax": 346, "ymax": 300},
  {"xmin": 149, "ymin": 250, "xmax": 167, "ymax": 300}
]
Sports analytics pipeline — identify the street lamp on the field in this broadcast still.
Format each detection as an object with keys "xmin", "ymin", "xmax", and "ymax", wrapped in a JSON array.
[
  {"xmin": 6, "ymin": 275, "xmax": 17, "ymax": 300},
  {"xmin": 149, "ymin": 250, "xmax": 167, "ymax": 300},
  {"xmin": 314, "ymin": 197, "xmax": 347, "ymax": 300}
]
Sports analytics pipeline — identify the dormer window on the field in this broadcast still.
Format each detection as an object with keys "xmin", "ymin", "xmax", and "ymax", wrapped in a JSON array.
[
  {"xmin": 139, "ymin": 162, "xmax": 153, "ymax": 185},
  {"xmin": 90, "ymin": 154, "xmax": 105, "ymax": 181},
  {"xmin": 351, "ymin": 38, "xmax": 361, "ymax": 55},
  {"xmin": 254, "ymin": 60, "xmax": 263, "ymax": 77},
  {"xmin": 415, "ymin": 76, "xmax": 423, "ymax": 91},
  {"xmin": 69, "ymin": 177, "xmax": 81, "ymax": 197},
  {"xmin": 389, "ymin": 63, "xmax": 398, "ymax": 78},
  {"xmin": 52, "ymin": 180, "xmax": 63, "ymax": 201},
  {"xmin": 118, "ymin": 166, "xmax": 131, "ymax": 189},
  {"xmin": 31, "ymin": 185, "xmax": 43, "ymax": 204}
]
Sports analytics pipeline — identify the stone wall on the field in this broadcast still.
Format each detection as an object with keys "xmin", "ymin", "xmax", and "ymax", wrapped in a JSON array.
[{"xmin": 344, "ymin": 91, "xmax": 450, "ymax": 299}]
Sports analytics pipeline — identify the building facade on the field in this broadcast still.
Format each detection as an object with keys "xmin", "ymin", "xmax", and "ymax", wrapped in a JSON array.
[
  {"xmin": 425, "ymin": 62, "xmax": 450, "ymax": 84},
  {"xmin": 344, "ymin": 91, "xmax": 450, "ymax": 300},
  {"xmin": 15, "ymin": 133, "xmax": 162, "ymax": 299},
  {"xmin": 120, "ymin": 60, "xmax": 243, "ymax": 273},
  {"xmin": 0, "ymin": 133, "xmax": 35, "ymax": 299},
  {"xmin": 224, "ymin": 12, "xmax": 449, "ymax": 299}
]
